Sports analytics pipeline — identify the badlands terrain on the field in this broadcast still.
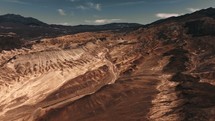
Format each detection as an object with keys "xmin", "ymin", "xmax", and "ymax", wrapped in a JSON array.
[{"xmin": 0, "ymin": 8, "xmax": 215, "ymax": 121}]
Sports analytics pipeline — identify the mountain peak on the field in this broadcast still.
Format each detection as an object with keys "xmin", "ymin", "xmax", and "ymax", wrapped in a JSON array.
[
  {"xmin": 0, "ymin": 14, "xmax": 48, "ymax": 26},
  {"xmin": 148, "ymin": 7, "xmax": 215, "ymax": 26},
  {"xmin": 194, "ymin": 7, "xmax": 215, "ymax": 18}
]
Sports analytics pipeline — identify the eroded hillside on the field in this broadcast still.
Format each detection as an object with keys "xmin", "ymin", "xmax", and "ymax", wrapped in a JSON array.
[{"xmin": 0, "ymin": 8, "xmax": 215, "ymax": 121}]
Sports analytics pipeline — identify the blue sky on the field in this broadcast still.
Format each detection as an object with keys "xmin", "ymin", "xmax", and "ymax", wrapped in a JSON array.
[{"xmin": 0, "ymin": 0, "xmax": 214, "ymax": 25}]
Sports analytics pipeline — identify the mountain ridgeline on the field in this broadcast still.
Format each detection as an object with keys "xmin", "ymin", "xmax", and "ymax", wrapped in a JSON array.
[{"xmin": 0, "ymin": 14, "xmax": 141, "ymax": 38}]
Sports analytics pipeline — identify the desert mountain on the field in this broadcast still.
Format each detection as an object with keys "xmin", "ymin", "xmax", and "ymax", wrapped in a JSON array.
[
  {"xmin": 0, "ymin": 14, "xmax": 141, "ymax": 39},
  {"xmin": 0, "ymin": 14, "xmax": 48, "ymax": 26},
  {"xmin": 0, "ymin": 7, "xmax": 215, "ymax": 121}
]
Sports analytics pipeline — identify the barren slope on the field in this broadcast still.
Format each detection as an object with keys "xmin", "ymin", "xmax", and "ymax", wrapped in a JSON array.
[{"xmin": 0, "ymin": 8, "xmax": 215, "ymax": 121}]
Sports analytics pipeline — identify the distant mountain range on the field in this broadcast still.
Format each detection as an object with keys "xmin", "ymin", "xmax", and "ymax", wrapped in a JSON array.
[{"xmin": 0, "ymin": 14, "xmax": 142, "ymax": 39}]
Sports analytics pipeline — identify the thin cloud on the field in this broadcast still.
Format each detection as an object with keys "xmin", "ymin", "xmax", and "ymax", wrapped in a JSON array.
[
  {"xmin": 87, "ymin": 2, "xmax": 101, "ymax": 11},
  {"xmin": 58, "ymin": 22, "xmax": 72, "ymax": 25},
  {"xmin": 156, "ymin": 13, "xmax": 180, "ymax": 18},
  {"xmin": 58, "ymin": 9, "xmax": 66, "ymax": 16},
  {"xmin": 52, "ymin": 22, "xmax": 73, "ymax": 26},
  {"xmin": 102, "ymin": 0, "xmax": 145, "ymax": 7},
  {"xmin": 77, "ymin": 5, "xmax": 87, "ymax": 10},
  {"xmin": 114, "ymin": 1, "xmax": 145, "ymax": 6},
  {"xmin": 187, "ymin": 8, "xmax": 200, "ymax": 12},
  {"xmin": 4, "ymin": 0, "xmax": 29, "ymax": 4},
  {"xmin": 77, "ymin": 2, "xmax": 101, "ymax": 11},
  {"xmin": 85, "ymin": 19, "xmax": 121, "ymax": 24}
]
